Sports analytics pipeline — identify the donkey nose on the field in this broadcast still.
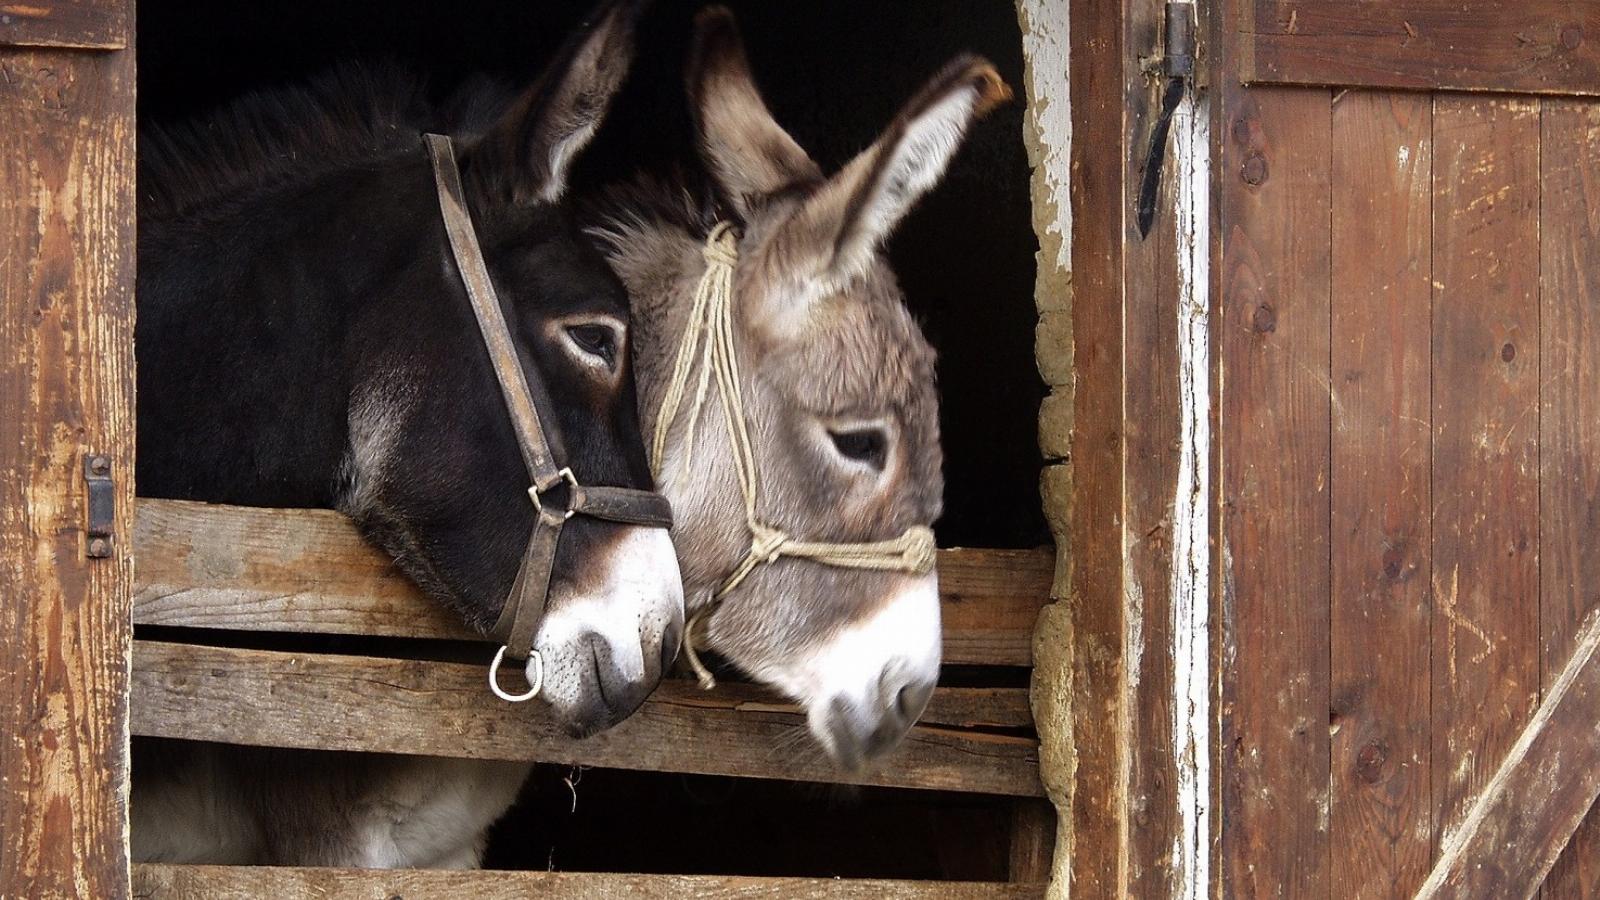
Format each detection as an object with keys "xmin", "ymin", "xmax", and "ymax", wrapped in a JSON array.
[{"xmin": 885, "ymin": 664, "xmax": 936, "ymax": 726}]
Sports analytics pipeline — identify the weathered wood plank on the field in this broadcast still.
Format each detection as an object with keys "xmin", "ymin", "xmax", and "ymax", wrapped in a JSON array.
[
  {"xmin": 1063, "ymin": 0, "xmax": 1130, "ymax": 888},
  {"xmin": 1240, "ymin": 1, "xmax": 1600, "ymax": 97},
  {"xmin": 1121, "ymin": 0, "xmax": 1191, "ymax": 892},
  {"xmin": 130, "ymin": 864, "xmax": 1047, "ymax": 899},
  {"xmin": 130, "ymin": 641, "xmax": 1043, "ymax": 797},
  {"xmin": 1216, "ymin": 80, "xmax": 1334, "ymax": 895},
  {"xmin": 0, "ymin": 0, "xmax": 127, "ymax": 49},
  {"xmin": 1416, "ymin": 612, "xmax": 1600, "ymax": 899},
  {"xmin": 0, "ymin": 45, "xmax": 134, "ymax": 899},
  {"xmin": 1327, "ymin": 90, "xmax": 1434, "ymax": 899},
  {"xmin": 1539, "ymin": 98, "xmax": 1600, "ymax": 900},
  {"xmin": 132, "ymin": 499, "xmax": 1050, "ymax": 667},
  {"xmin": 1429, "ymin": 95, "xmax": 1542, "ymax": 853},
  {"xmin": 1006, "ymin": 799, "xmax": 1056, "ymax": 884}
]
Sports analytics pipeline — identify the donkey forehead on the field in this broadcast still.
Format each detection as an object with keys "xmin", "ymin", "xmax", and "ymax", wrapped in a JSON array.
[
  {"xmin": 754, "ymin": 274, "xmax": 937, "ymax": 414},
  {"xmin": 481, "ymin": 208, "xmax": 630, "ymax": 317}
]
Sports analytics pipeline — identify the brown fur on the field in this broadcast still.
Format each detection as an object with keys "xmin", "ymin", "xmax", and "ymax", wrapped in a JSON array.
[{"xmin": 590, "ymin": 7, "xmax": 1006, "ymax": 762}]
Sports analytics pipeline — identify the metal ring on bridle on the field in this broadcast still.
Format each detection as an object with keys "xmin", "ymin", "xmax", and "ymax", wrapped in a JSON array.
[
  {"xmin": 528, "ymin": 466, "xmax": 579, "ymax": 523},
  {"xmin": 488, "ymin": 645, "xmax": 543, "ymax": 702}
]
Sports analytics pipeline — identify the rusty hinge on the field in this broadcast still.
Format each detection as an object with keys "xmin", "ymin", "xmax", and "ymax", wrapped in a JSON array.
[
  {"xmin": 83, "ymin": 454, "xmax": 114, "ymax": 558},
  {"xmin": 1136, "ymin": 0, "xmax": 1197, "ymax": 238}
]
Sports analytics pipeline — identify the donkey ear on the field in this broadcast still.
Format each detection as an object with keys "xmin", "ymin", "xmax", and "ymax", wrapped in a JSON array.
[
  {"xmin": 687, "ymin": 6, "xmax": 822, "ymax": 218},
  {"xmin": 789, "ymin": 56, "xmax": 1011, "ymax": 284},
  {"xmin": 473, "ymin": 0, "xmax": 645, "ymax": 204}
]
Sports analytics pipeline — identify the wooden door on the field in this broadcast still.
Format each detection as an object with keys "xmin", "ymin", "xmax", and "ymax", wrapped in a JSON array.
[
  {"xmin": 0, "ymin": 1, "xmax": 135, "ymax": 897},
  {"xmin": 1215, "ymin": 1, "xmax": 1600, "ymax": 896}
]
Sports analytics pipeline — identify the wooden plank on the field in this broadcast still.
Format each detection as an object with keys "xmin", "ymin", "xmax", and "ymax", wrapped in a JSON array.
[
  {"xmin": 1064, "ymin": 0, "xmax": 1130, "ymax": 888},
  {"xmin": 1415, "ymin": 612, "xmax": 1600, "ymax": 898},
  {"xmin": 1240, "ymin": 1, "xmax": 1600, "ymax": 97},
  {"xmin": 0, "ymin": 0, "xmax": 126, "ymax": 49},
  {"xmin": 0, "ymin": 46, "xmax": 134, "ymax": 899},
  {"xmin": 132, "ymin": 499, "xmax": 1049, "ymax": 667},
  {"xmin": 1215, "ymin": 77, "xmax": 1334, "ymax": 896},
  {"xmin": 1006, "ymin": 799, "xmax": 1056, "ymax": 884},
  {"xmin": 1327, "ymin": 90, "xmax": 1434, "ymax": 898},
  {"xmin": 1539, "ymin": 98, "xmax": 1600, "ymax": 900},
  {"xmin": 1429, "ymin": 95, "xmax": 1542, "ymax": 853},
  {"xmin": 129, "ymin": 641, "xmax": 1044, "ymax": 797},
  {"xmin": 132, "ymin": 864, "xmax": 1045, "ymax": 899},
  {"xmin": 1120, "ymin": 0, "xmax": 1193, "ymax": 892}
]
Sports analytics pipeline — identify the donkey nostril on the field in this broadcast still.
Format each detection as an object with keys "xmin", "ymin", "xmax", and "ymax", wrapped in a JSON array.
[{"xmin": 893, "ymin": 677, "xmax": 936, "ymax": 724}]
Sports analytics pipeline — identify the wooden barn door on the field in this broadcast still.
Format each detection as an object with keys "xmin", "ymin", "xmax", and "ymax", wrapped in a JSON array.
[
  {"xmin": 0, "ymin": 1, "xmax": 135, "ymax": 896},
  {"xmin": 1214, "ymin": 1, "xmax": 1600, "ymax": 897}
]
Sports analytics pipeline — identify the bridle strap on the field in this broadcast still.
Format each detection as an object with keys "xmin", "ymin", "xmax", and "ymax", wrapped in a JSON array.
[
  {"xmin": 653, "ymin": 223, "xmax": 937, "ymax": 689},
  {"xmin": 424, "ymin": 133, "xmax": 673, "ymax": 674}
]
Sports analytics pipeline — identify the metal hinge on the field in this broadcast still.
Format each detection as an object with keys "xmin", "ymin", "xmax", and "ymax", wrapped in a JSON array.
[
  {"xmin": 1136, "ymin": 0, "xmax": 1197, "ymax": 238},
  {"xmin": 83, "ymin": 454, "xmax": 114, "ymax": 558}
]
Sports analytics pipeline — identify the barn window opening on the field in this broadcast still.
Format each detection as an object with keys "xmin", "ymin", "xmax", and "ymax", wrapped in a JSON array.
[{"xmin": 134, "ymin": 0, "xmax": 1045, "ymax": 881}]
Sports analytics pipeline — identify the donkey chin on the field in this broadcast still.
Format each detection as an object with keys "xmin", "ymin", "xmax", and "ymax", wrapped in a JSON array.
[
  {"xmin": 529, "ymin": 527, "xmax": 686, "ymax": 738},
  {"xmin": 760, "ymin": 572, "xmax": 943, "ymax": 770}
]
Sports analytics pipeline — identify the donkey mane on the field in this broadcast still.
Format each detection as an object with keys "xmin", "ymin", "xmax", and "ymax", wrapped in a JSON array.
[{"xmin": 139, "ymin": 64, "xmax": 436, "ymax": 221}]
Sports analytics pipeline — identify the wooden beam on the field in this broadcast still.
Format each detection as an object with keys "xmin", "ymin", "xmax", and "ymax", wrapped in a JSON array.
[
  {"xmin": 133, "ymin": 499, "xmax": 1051, "ymax": 667},
  {"xmin": 1240, "ymin": 0, "xmax": 1600, "ymax": 96},
  {"xmin": 131, "ymin": 864, "xmax": 1046, "ymax": 899},
  {"xmin": 1415, "ymin": 611, "xmax": 1600, "ymax": 898},
  {"xmin": 0, "ymin": 41, "xmax": 134, "ymax": 898},
  {"xmin": 0, "ymin": 0, "xmax": 128, "ymax": 49},
  {"xmin": 130, "ymin": 641, "xmax": 1044, "ymax": 797}
]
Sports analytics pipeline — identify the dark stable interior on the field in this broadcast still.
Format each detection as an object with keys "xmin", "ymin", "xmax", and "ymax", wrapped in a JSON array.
[{"xmin": 138, "ymin": 0, "xmax": 1040, "ymax": 879}]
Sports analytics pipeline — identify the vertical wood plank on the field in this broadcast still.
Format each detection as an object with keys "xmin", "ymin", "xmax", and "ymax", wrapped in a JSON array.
[
  {"xmin": 1007, "ymin": 800, "xmax": 1057, "ymax": 883},
  {"xmin": 1429, "ymin": 95, "xmax": 1541, "ymax": 854},
  {"xmin": 0, "ymin": 45, "xmax": 136, "ymax": 899},
  {"xmin": 1217, "ymin": 82, "xmax": 1334, "ymax": 896},
  {"xmin": 1122, "ymin": 0, "xmax": 1185, "ymax": 892},
  {"xmin": 1327, "ymin": 91, "xmax": 1434, "ymax": 899},
  {"xmin": 1065, "ymin": 0, "xmax": 1130, "ymax": 890},
  {"xmin": 1539, "ymin": 98, "xmax": 1600, "ymax": 900}
]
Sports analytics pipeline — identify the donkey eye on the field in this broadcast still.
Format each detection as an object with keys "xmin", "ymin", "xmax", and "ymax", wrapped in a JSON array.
[
  {"xmin": 829, "ymin": 428, "xmax": 888, "ymax": 470},
  {"xmin": 564, "ymin": 323, "xmax": 618, "ymax": 369}
]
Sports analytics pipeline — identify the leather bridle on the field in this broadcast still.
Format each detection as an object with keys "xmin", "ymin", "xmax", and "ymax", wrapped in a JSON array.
[{"xmin": 423, "ymin": 133, "xmax": 674, "ymax": 703}]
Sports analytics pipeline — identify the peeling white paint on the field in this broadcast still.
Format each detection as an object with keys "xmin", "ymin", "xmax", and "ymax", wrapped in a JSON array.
[
  {"xmin": 1168, "ymin": 84, "xmax": 1212, "ymax": 900},
  {"xmin": 1018, "ymin": 0, "xmax": 1071, "ymax": 309}
]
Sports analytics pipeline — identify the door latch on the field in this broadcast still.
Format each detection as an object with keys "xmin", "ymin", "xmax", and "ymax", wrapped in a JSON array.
[
  {"xmin": 1136, "ymin": 0, "xmax": 1197, "ymax": 239},
  {"xmin": 84, "ymin": 454, "xmax": 114, "ymax": 558}
]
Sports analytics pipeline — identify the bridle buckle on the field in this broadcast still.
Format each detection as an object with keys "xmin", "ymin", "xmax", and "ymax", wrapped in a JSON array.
[{"xmin": 528, "ymin": 466, "xmax": 580, "ymax": 525}]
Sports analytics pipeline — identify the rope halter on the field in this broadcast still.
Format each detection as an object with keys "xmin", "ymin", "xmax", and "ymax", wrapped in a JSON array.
[{"xmin": 652, "ymin": 222, "xmax": 938, "ymax": 689}]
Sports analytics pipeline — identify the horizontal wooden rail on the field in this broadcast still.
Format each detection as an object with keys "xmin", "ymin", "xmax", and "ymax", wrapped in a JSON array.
[
  {"xmin": 131, "ymin": 641, "xmax": 1044, "ymax": 797},
  {"xmin": 131, "ymin": 864, "xmax": 1047, "ymax": 898},
  {"xmin": 133, "ymin": 499, "xmax": 1053, "ymax": 666}
]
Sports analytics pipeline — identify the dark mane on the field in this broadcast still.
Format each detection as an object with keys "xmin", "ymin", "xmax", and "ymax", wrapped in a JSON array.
[
  {"xmin": 582, "ymin": 168, "xmax": 723, "ymax": 254},
  {"xmin": 139, "ymin": 64, "xmax": 439, "ymax": 222}
]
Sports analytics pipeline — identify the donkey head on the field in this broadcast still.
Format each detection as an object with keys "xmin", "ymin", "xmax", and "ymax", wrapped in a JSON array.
[
  {"xmin": 614, "ymin": 8, "xmax": 1009, "ymax": 767},
  {"xmin": 343, "ymin": 0, "xmax": 682, "ymax": 737}
]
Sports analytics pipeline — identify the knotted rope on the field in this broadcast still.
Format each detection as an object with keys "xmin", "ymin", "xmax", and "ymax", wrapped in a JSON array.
[{"xmin": 653, "ymin": 223, "xmax": 937, "ymax": 689}]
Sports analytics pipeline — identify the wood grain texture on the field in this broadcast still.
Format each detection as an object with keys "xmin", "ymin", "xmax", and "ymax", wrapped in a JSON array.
[
  {"xmin": 1416, "ymin": 612, "xmax": 1600, "ymax": 899},
  {"xmin": 1006, "ymin": 799, "xmax": 1056, "ymax": 883},
  {"xmin": 1327, "ymin": 90, "xmax": 1434, "ymax": 899},
  {"xmin": 0, "ymin": 0, "xmax": 127, "ymax": 49},
  {"xmin": 1216, "ymin": 79, "xmax": 1334, "ymax": 896},
  {"xmin": 1122, "ymin": 0, "xmax": 1188, "ymax": 893},
  {"xmin": 130, "ymin": 641, "xmax": 1044, "ymax": 797},
  {"xmin": 1539, "ymin": 98, "xmax": 1600, "ymax": 900},
  {"xmin": 130, "ymin": 864, "xmax": 1047, "ymax": 899},
  {"xmin": 132, "ymin": 499, "xmax": 1050, "ymax": 666},
  {"xmin": 1429, "ymin": 95, "xmax": 1542, "ymax": 851},
  {"xmin": 1065, "ymin": 0, "xmax": 1130, "ymax": 889},
  {"xmin": 0, "ymin": 44, "xmax": 134, "ymax": 899},
  {"xmin": 1240, "ymin": 0, "xmax": 1600, "ymax": 96}
]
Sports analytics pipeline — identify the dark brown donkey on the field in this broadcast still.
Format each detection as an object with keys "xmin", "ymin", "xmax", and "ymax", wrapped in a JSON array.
[
  {"xmin": 132, "ymin": 1, "xmax": 680, "ymax": 867},
  {"xmin": 591, "ymin": 7, "xmax": 1010, "ymax": 768}
]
